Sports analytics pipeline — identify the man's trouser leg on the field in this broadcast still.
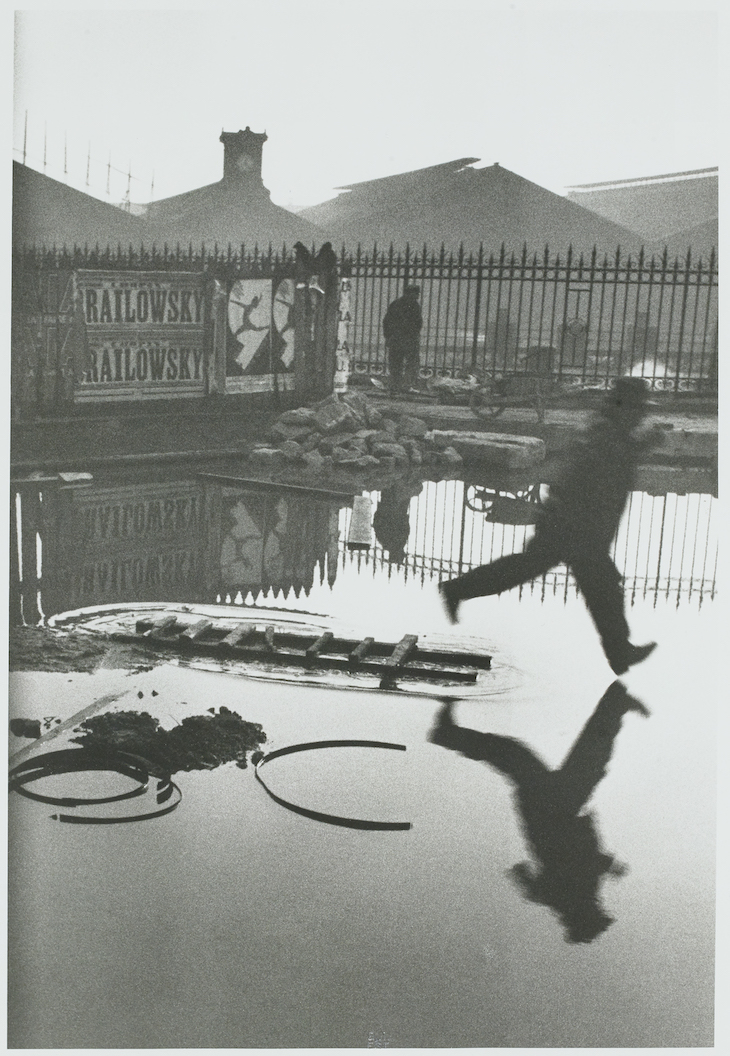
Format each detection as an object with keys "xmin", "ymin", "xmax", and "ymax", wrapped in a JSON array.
[
  {"xmin": 445, "ymin": 532, "xmax": 563, "ymax": 602},
  {"xmin": 557, "ymin": 683, "xmax": 635, "ymax": 815},
  {"xmin": 388, "ymin": 345, "xmax": 405, "ymax": 390},
  {"xmin": 405, "ymin": 346, "xmax": 420, "ymax": 390},
  {"xmin": 570, "ymin": 551, "xmax": 631, "ymax": 669}
]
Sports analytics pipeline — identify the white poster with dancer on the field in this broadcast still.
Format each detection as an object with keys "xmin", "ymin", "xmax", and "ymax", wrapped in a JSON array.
[{"xmin": 226, "ymin": 278, "xmax": 272, "ymax": 376}]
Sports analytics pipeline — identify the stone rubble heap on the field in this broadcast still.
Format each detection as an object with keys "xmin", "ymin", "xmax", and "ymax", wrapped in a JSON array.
[{"xmin": 248, "ymin": 392, "xmax": 463, "ymax": 475}]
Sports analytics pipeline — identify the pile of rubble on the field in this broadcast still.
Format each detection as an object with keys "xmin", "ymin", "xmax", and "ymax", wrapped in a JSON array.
[{"xmin": 248, "ymin": 392, "xmax": 463, "ymax": 476}]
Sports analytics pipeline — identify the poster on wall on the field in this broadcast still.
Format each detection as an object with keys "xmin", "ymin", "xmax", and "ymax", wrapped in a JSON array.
[
  {"xmin": 225, "ymin": 277, "xmax": 295, "ymax": 393},
  {"xmin": 74, "ymin": 271, "xmax": 208, "ymax": 401}
]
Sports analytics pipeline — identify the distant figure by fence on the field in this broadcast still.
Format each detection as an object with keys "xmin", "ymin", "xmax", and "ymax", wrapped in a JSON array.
[{"xmin": 382, "ymin": 285, "xmax": 422, "ymax": 393}]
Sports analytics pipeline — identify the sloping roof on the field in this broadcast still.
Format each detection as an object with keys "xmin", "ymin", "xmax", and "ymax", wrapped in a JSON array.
[
  {"xmin": 334, "ymin": 157, "xmax": 481, "ymax": 192},
  {"xmin": 13, "ymin": 161, "xmax": 143, "ymax": 248},
  {"xmin": 137, "ymin": 177, "xmax": 324, "ymax": 250},
  {"xmin": 647, "ymin": 217, "xmax": 718, "ymax": 259},
  {"xmin": 566, "ymin": 168, "xmax": 718, "ymax": 244},
  {"xmin": 300, "ymin": 160, "xmax": 641, "ymax": 254}
]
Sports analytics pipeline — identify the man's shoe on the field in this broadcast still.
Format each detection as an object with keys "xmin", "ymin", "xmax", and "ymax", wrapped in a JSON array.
[
  {"xmin": 438, "ymin": 582, "xmax": 460, "ymax": 625},
  {"xmin": 609, "ymin": 641, "xmax": 657, "ymax": 675}
]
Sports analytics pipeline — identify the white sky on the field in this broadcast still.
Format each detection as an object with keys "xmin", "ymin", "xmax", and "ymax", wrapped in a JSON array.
[{"xmin": 10, "ymin": 2, "xmax": 720, "ymax": 210}]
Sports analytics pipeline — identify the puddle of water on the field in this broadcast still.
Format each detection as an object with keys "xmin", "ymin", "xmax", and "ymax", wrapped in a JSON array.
[{"xmin": 7, "ymin": 470, "xmax": 719, "ymax": 1048}]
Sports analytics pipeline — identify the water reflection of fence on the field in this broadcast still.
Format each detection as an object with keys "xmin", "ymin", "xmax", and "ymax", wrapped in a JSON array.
[
  {"xmin": 10, "ymin": 475, "xmax": 717, "ymax": 625},
  {"xmin": 347, "ymin": 481, "xmax": 718, "ymax": 607}
]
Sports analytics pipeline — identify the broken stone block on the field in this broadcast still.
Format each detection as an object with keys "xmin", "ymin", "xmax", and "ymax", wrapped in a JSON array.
[
  {"xmin": 424, "ymin": 432, "xmax": 450, "ymax": 451},
  {"xmin": 313, "ymin": 401, "xmax": 356, "ymax": 435},
  {"xmin": 372, "ymin": 442, "xmax": 409, "ymax": 462},
  {"xmin": 426, "ymin": 429, "xmax": 545, "ymax": 469},
  {"xmin": 364, "ymin": 405, "xmax": 384, "ymax": 428},
  {"xmin": 302, "ymin": 450, "xmax": 327, "ymax": 472},
  {"xmin": 397, "ymin": 415, "xmax": 428, "ymax": 439},
  {"xmin": 270, "ymin": 421, "xmax": 314, "ymax": 443},
  {"xmin": 340, "ymin": 391, "xmax": 369, "ymax": 420},
  {"xmin": 332, "ymin": 448, "xmax": 361, "ymax": 465},
  {"xmin": 249, "ymin": 447, "xmax": 285, "ymax": 467},
  {"xmin": 367, "ymin": 430, "xmax": 400, "ymax": 450},
  {"xmin": 380, "ymin": 418, "xmax": 398, "ymax": 435},
  {"xmin": 437, "ymin": 446, "xmax": 464, "ymax": 467},
  {"xmin": 301, "ymin": 432, "xmax": 322, "ymax": 453},
  {"xmin": 355, "ymin": 455, "xmax": 380, "ymax": 469},
  {"xmin": 400, "ymin": 438, "xmax": 424, "ymax": 464},
  {"xmin": 346, "ymin": 437, "xmax": 369, "ymax": 455},
  {"xmin": 277, "ymin": 407, "xmax": 317, "ymax": 427},
  {"xmin": 280, "ymin": 440, "xmax": 304, "ymax": 461},
  {"xmin": 318, "ymin": 436, "xmax": 335, "ymax": 455}
]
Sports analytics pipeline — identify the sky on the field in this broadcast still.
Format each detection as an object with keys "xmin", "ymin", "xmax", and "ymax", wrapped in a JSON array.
[{"xmin": 10, "ymin": 1, "xmax": 718, "ymax": 212}]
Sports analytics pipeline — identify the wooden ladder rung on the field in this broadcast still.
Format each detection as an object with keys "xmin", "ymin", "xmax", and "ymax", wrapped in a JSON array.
[
  {"xmin": 220, "ymin": 624, "xmax": 257, "ymax": 648},
  {"xmin": 305, "ymin": 631, "xmax": 334, "ymax": 661},
  {"xmin": 349, "ymin": 637, "xmax": 374, "ymax": 665},
  {"xmin": 143, "ymin": 614, "xmax": 178, "ymax": 638},
  {"xmin": 179, "ymin": 618, "xmax": 213, "ymax": 642},
  {"xmin": 383, "ymin": 634, "xmax": 418, "ymax": 668}
]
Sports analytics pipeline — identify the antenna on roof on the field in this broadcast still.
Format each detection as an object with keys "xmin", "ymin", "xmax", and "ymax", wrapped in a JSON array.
[
  {"xmin": 150, "ymin": 170, "xmax": 155, "ymax": 201},
  {"xmin": 123, "ymin": 161, "xmax": 132, "ymax": 211}
]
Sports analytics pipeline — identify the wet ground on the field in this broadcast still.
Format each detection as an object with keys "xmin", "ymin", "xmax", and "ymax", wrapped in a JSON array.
[{"xmin": 7, "ymin": 470, "xmax": 719, "ymax": 1048}]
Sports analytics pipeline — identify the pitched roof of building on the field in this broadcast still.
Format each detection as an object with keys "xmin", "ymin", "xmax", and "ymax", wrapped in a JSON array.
[
  {"xmin": 647, "ymin": 217, "xmax": 718, "ymax": 259},
  {"xmin": 12, "ymin": 128, "xmax": 325, "ymax": 254},
  {"xmin": 136, "ymin": 127, "xmax": 323, "ymax": 250},
  {"xmin": 13, "ymin": 161, "xmax": 143, "ymax": 248},
  {"xmin": 138, "ymin": 177, "xmax": 323, "ymax": 250},
  {"xmin": 566, "ymin": 168, "xmax": 718, "ymax": 245},
  {"xmin": 299, "ymin": 159, "xmax": 642, "ymax": 255}
]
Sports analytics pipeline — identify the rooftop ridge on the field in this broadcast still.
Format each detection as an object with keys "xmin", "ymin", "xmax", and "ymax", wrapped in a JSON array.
[{"xmin": 567, "ymin": 167, "xmax": 718, "ymax": 191}]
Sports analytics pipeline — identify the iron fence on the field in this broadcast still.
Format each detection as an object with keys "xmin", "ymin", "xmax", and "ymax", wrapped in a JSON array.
[
  {"xmin": 12, "ymin": 240, "xmax": 719, "ymax": 413},
  {"xmin": 344, "ymin": 243, "xmax": 718, "ymax": 391}
]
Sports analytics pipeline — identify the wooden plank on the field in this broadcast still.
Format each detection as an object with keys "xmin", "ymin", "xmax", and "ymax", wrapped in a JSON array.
[
  {"xmin": 220, "ymin": 623, "xmax": 257, "ymax": 648},
  {"xmin": 305, "ymin": 631, "xmax": 334, "ymax": 660},
  {"xmin": 347, "ymin": 495, "xmax": 373, "ymax": 550},
  {"xmin": 349, "ymin": 637, "xmax": 375, "ymax": 665},
  {"xmin": 383, "ymin": 634, "xmax": 418, "ymax": 668},
  {"xmin": 179, "ymin": 618, "xmax": 213, "ymax": 641},
  {"xmin": 9, "ymin": 690, "xmax": 133, "ymax": 766}
]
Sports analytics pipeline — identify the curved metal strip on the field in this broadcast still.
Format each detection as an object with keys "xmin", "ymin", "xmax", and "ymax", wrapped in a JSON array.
[{"xmin": 255, "ymin": 739, "xmax": 411, "ymax": 831}]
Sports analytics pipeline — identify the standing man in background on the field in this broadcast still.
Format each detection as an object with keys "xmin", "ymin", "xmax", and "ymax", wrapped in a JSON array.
[{"xmin": 382, "ymin": 285, "xmax": 423, "ymax": 393}]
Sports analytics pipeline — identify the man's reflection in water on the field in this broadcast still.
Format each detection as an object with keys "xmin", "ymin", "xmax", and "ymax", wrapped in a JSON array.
[
  {"xmin": 429, "ymin": 682, "xmax": 649, "ymax": 943},
  {"xmin": 372, "ymin": 480, "xmax": 423, "ymax": 563}
]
